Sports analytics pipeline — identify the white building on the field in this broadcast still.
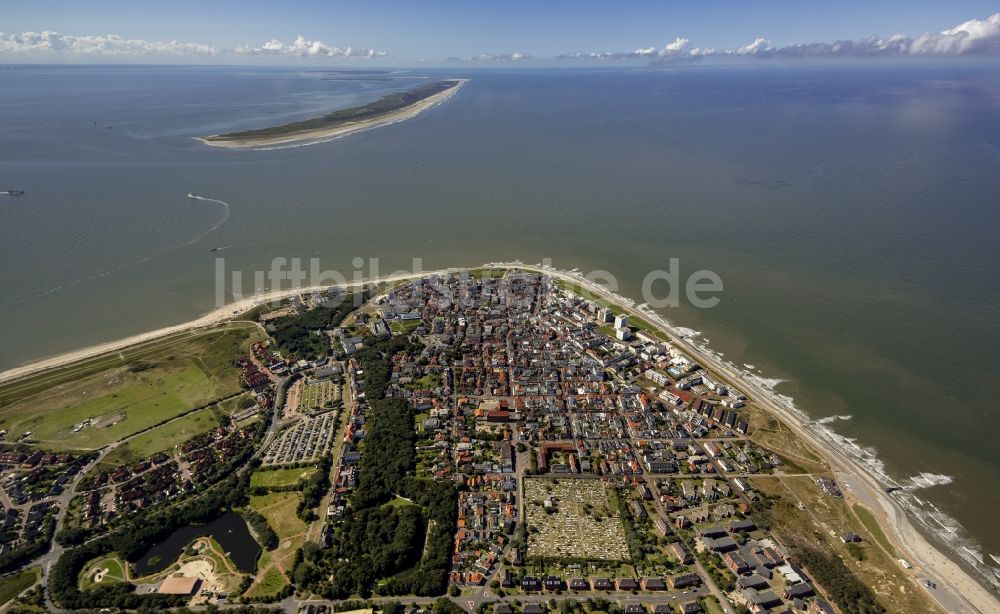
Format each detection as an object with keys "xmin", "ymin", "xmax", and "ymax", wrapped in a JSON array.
[
  {"xmin": 614, "ymin": 314, "xmax": 629, "ymax": 329},
  {"xmin": 643, "ymin": 369, "xmax": 669, "ymax": 386}
]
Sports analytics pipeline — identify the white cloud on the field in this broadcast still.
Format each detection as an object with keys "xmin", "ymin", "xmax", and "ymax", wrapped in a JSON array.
[
  {"xmin": 448, "ymin": 52, "xmax": 531, "ymax": 62},
  {"xmin": 662, "ymin": 37, "xmax": 690, "ymax": 54},
  {"xmin": 560, "ymin": 12, "xmax": 1000, "ymax": 62},
  {"xmin": 0, "ymin": 31, "xmax": 218, "ymax": 56},
  {"xmin": 557, "ymin": 50, "xmax": 615, "ymax": 60},
  {"xmin": 559, "ymin": 38, "xmax": 713, "ymax": 62},
  {"xmin": 0, "ymin": 31, "xmax": 385, "ymax": 59},
  {"xmin": 234, "ymin": 36, "xmax": 385, "ymax": 58},
  {"xmin": 737, "ymin": 37, "xmax": 772, "ymax": 55},
  {"xmin": 907, "ymin": 13, "xmax": 1000, "ymax": 55},
  {"xmin": 487, "ymin": 52, "xmax": 530, "ymax": 61}
]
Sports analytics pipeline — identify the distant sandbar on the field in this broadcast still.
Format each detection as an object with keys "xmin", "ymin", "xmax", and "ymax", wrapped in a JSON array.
[{"xmin": 198, "ymin": 79, "xmax": 466, "ymax": 149}]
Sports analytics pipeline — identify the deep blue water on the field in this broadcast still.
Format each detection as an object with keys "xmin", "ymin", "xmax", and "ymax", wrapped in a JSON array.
[{"xmin": 1, "ymin": 63, "xmax": 999, "ymax": 588}]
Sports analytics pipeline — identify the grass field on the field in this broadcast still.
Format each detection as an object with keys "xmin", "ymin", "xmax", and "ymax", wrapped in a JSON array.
[
  {"xmin": 275, "ymin": 534, "xmax": 305, "ymax": 575},
  {"xmin": 699, "ymin": 596, "xmax": 725, "ymax": 614},
  {"xmin": 100, "ymin": 406, "xmax": 222, "ymax": 466},
  {"xmin": 381, "ymin": 495, "xmax": 416, "ymax": 509},
  {"xmin": 0, "ymin": 324, "xmax": 261, "ymax": 451},
  {"xmin": 249, "ymin": 491, "xmax": 308, "ymax": 588},
  {"xmin": 78, "ymin": 554, "xmax": 126, "ymax": 590},
  {"xmin": 250, "ymin": 492, "xmax": 307, "ymax": 539},
  {"xmin": 0, "ymin": 567, "xmax": 39, "ymax": 607},
  {"xmin": 200, "ymin": 537, "xmax": 246, "ymax": 592},
  {"xmin": 235, "ymin": 414, "xmax": 263, "ymax": 429},
  {"xmin": 250, "ymin": 466, "xmax": 318, "ymax": 489},
  {"xmin": 246, "ymin": 563, "xmax": 287, "ymax": 598},
  {"xmin": 390, "ymin": 319, "xmax": 423, "ymax": 335},
  {"xmin": 751, "ymin": 475, "xmax": 932, "ymax": 613},
  {"xmin": 746, "ymin": 407, "xmax": 824, "ymax": 467},
  {"xmin": 853, "ymin": 503, "xmax": 898, "ymax": 557}
]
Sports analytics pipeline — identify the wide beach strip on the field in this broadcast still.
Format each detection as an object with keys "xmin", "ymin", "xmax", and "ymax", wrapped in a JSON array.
[{"xmin": 198, "ymin": 79, "xmax": 465, "ymax": 148}]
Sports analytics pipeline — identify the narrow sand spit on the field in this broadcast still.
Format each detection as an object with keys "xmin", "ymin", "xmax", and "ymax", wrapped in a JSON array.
[{"xmin": 197, "ymin": 80, "xmax": 466, "ymax": 149}]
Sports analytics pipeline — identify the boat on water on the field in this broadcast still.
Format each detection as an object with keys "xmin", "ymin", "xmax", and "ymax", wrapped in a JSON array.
[
  {"xmin": 2, "ymin": 190, "xmax": 25, "ymax": 196},
  {"xmin": 187, "ymin": 192, "xmax": 199, "ymax": 199}
]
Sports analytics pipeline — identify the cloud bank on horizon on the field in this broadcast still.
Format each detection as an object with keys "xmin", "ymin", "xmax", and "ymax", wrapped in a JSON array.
[
  {"xmin": 1, "ymin": 13, "xmax": 999, "ymax": 63},
  {"xmin": 0, "ymin": 31, "xmax": 385, "ymax": 59},
  {"xmin": 560, "ymin": 12, "xmax": 1000, "ymax": 62},
  {"xmin": 447, "ymin": 52, "xmax": 531, "ymax": 62}
]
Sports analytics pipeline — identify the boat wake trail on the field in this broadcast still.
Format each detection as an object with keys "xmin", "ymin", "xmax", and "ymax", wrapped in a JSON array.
[
  {"xmin": 184, "ymin": 194, "xmax": 231, "ymax": 244},
  {"xmin": 0, "ymin": 194, "xmax": 233, "ymax": 309}
]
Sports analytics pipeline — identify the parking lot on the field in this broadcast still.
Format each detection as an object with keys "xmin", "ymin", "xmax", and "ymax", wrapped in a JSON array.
[{"xmin": 262, "ymin": 413, "xmax": 337, "ymax": 466}]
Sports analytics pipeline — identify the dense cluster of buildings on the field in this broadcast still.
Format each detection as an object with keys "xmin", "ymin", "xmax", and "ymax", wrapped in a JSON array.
[
  {"xmin": 0, "ymin": 500, "xmax": 56, "ymax": 557},
  {"xmin": 334, "ymin": 272, "xmax": 841, "ymax": 613},
  {"xmin": 452, "ymin": 476, "xmax": 517, "ymax": 586},
  {"xmin": 0, "ymin": 453, "xmax": 87, "ymax": 558},
  {"xmin": 0, "ymin": 451, "xmax": 87, "ymax": 503},
  {"xmin": 70, "ymin": 423, "xmax": 259, "ymax": 530}
]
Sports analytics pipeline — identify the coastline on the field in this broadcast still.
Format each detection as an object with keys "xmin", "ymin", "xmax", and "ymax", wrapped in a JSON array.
[
  {"xmin": 523, "ymin": 264, "xmax": 999, "ymax": 614},
  {"xmin": 0, "ymin": 262, "xmax": 996, "ymax": 613},
  {"xmin": 196, "ymin": 79, "xmax": 467, "ymax": 149},
  {"xmin": 0, "ymin": 267, "xmax": 469, "ymax": 387}
]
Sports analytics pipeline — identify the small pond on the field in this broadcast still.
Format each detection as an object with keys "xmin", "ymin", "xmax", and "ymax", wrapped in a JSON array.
[{"xmin": 132, "ymin": 511, "xmax": 260, "ymax": 575}]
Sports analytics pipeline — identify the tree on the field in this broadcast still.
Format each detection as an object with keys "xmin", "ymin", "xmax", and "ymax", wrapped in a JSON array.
[
  {"xmin": 306, "ymin": 336, "xmax": 453, "ymax": 600},
  {"xmin": 432, "ymin": 598, "xmax": 467, "ymax": 614},
  {"xmin": 382, "ymin": 602, "xmax": 404, "ymax": 614},
  {"xmin": 293, "ymin": 561, "xmax": 315, "ymax": 586}
]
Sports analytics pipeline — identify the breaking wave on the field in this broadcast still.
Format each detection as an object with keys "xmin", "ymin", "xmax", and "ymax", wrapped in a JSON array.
[
  {"xmin": 815, "ymin": 414, "xmax": 853, "ymax": 424},
  {"xmin": 672, "ymin": 326, "xmax": 701, "ymax": 339},
  {"xmin": 617, "ymin": 285, "xmax": 1000, "ymax": 594},
  {"xmin": 905, "ymin": 472, "xmax": 955, "ymax": 489}
]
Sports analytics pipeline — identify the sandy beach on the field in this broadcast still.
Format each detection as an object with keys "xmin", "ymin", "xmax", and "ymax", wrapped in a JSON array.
[
  {"xmin": 0, "ymin": 268, "xmax": 467, "ymax": 386},
  {"xmin": 518, "ymin": 263, "xmax": 999, "ymax": 614},
  {"xmin": 197, "ymin": 79, "xmax": 466, "ymax": 149},
  {"xmin": 0, "ymin": 262, "xmax": 995, "ymax": 613}
]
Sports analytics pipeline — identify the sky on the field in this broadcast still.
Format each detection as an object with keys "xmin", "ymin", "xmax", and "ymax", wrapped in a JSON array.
[{"xmin": 3, "ymin": 0, "xmax": 1000, "ymax": 65}]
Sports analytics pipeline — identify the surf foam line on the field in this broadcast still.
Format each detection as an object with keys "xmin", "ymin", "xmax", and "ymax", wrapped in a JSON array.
[
  {"xmin": 0, "ymin": 194, "xmax": 232, "ymax": 309},
  {"xmin": 577, "ymin": 279, "xmax": 1000, "ymax": 594},
  {"xmin": 815, "ymin": 414, "xmax": 853, "ymax": 425}
]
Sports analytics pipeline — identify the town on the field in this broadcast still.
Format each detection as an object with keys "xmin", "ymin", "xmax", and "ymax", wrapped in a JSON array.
[{"xmin": 0, "ymin": 269, "xmax": 927, "ymax": 614}]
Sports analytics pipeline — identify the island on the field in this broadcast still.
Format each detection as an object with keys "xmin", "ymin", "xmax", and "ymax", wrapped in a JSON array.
[
  {"xmin": 198, "ymin": 79, "xmax": 466, "ymax": 149},
  {"xmin": 0, "ymin": 264, "xmax": 996, "ymax": 614}
]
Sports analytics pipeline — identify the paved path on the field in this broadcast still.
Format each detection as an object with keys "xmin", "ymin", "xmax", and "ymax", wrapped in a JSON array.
[{"xmin": 512, "ymin": 262, "xmax": 995, "ymax": 614}]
